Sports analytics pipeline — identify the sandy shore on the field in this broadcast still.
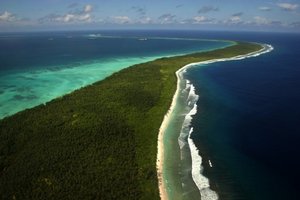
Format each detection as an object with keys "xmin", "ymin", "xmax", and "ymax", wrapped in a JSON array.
[
  {"xmin": 157, "ymin": 58, "xmax": 196, "ymax": 200},
  {"xmin": 156, "ymin": 43, "xmax": 273, "ymax": 200},
  {"xmin": 156, "ymin": 67, "xmax": 182, "ymax": 200}
]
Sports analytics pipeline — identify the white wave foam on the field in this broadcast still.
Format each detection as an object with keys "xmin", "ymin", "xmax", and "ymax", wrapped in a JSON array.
[
  {"xmin": 178, "ymin": 131, "xmax": 189, "ymax": 150},
  {"xmin": 177, "ymin": 44, "xmax": 274, "ymax": 75},
  {"xmin": 178, "ymin": 83, "xmax": 218, "ymax": 199},
  {"xmin": 182, "ymin": 80, "xmax": 191, "ymax": 95},
  {"xmin": 181, "ymin": 84, "xmax": 219, "ymax": 199},
  {"xmin": 209, "ymin": 160, "xmax": 213, "ymax": 167},
  {"xmin": 188, "ymin": 128, "xmax": 219, "ymax": 200},
  {"xmin": 186, "ymin": 84, "xmax": 198, "ymax": 107}
]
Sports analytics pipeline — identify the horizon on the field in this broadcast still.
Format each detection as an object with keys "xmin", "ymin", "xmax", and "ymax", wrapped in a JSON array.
[
  {"xmin": 0, "ymin": 0, "xmax": 300, "ymax": 33},
  {"xmin": 1, "ymin": 28, "xmax": 300, "ymax": 35}
]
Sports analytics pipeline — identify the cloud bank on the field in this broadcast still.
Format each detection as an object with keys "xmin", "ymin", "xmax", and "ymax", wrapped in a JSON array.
[
  {"xmin": 277, "ymin": 3, "xmax": 298, "ymax": 11},
  {"xmin": 39, "ymin": 4, "xmax": 93, "ymax": 23},
  {"xmin": 198, "ymin": 6, "xmax": 219, "ymax": 14},
  {"xmin": 0, "ymin": 11, "xmax": 16, "ymax": 22}
]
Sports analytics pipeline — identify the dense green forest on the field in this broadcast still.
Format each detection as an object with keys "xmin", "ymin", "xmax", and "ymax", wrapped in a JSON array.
[{"xmin": 0, "ymin": 42, "xmax": 262, "ymax": 199}]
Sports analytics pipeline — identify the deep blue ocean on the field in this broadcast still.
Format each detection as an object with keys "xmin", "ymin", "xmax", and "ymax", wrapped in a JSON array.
[
  {"xmin": 0, "ymin": 31, "xmax": 224, "ymax": 72},
  {"xmin": 184, "ymin": 31, "xmax": 300, "ymax": 199},
  {"xmin": 0, "ymin": 30, "xmax": 299, "ymax": 199}
]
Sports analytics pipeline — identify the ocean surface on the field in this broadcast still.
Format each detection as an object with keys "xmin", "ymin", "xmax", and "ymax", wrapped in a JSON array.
[
  {"xmin": 183, "ymin": 31, "xmax": 300, "ymax": 199},
  {"xmin": 0, "ymin": 31, "xmax": 231, "ymax": 118},
  {"xmin": 1, "ymin": 30, "xmax": 299, "ymax": 200}
]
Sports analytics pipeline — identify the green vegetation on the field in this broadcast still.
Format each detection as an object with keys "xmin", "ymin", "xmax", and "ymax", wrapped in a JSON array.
[{"xmin": 0, "ymin": 42, "xmax": 262, "ymax": 200}]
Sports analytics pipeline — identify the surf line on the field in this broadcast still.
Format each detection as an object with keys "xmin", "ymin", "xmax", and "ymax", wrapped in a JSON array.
[{"xmin": 157, "ymin": 43, "xmax": 273, "ymax": 200}]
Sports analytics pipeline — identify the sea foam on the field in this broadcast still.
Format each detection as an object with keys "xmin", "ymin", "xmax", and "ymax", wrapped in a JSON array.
[{"xmin": 178, "ymin": 80, "xmax": 218, "ymax": 200}]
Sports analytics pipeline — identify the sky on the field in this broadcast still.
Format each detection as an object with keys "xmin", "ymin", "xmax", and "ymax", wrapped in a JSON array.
[{"xmin": 0, "ymin": 0, "xmax": 300, "ymax": 32}]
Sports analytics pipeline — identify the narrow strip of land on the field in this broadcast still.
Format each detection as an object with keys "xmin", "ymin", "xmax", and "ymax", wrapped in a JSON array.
[
  {"xmin": 0, "ymin": 42, "xmax": 262, "ymax": 200},
  {"xmin": 158, "ymin": 43, "xmax": 271, "ymax": 200}
]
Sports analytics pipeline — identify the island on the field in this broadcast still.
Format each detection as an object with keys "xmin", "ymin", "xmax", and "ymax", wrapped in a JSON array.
[{"xmin": 0, "ymin": 42, "xmax": 264, "ymax": 200}]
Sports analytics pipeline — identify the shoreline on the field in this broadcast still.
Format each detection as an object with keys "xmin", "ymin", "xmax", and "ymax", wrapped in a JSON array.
[{"xmin": 157, "ymin": 43, "xmax": 273, "ymax": 200}]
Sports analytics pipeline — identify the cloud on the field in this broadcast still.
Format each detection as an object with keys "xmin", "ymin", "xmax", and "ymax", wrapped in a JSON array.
[
  {"xmin": 84, "ymin": 4, "xmax": 93, "ymax": 13},
  {"xmin": 269, "ymin": 20, "xmax": 283, "ymax": 26},
  {"xmin": 245, "ymin": 16, "xmax": 283, "ymax": 27},
  {"xmin": 181, "ymin": 16, "xmax": 215, "ymax": 24},
  {"xmin": 222, "ymin": 12, "xmax": 244, "ymax": 24},
  {"xmin": 40, "ymin": 13, "xmax": 91, "ymax": 23},
  {"xmin": 193, "ymin": 16, "xmax": 207, "ymax": 23},
  {"xmin": 0, "ymin": 11, "xmax": 16, "ymax": 22},
  {"xmin": 198, "ymin": 6, "xmax": 219, "ymax": 14},
  {"xmin": 158, "ymin": 14, "xmax": 177, "ymax": 24},
  {"xmin": 193, "ymin": 16, "xmax": 215, "ymax": 24},
  {"xmin": 0, "ymin": 11, "xmax": 34, "ymax": 26},
  {"xmin": 137, "ymin": 17, "xmax": 153, "ymax": 24},
  {"xmin": 39, "ymin": 4, "xmax": 93, "ymax": 24},
  {"xmin": 229, "ymin": 16, "xmax": 242, "ymax": 23},
  {"xmin": 129, "ymin": 6, "xmax": 152, "ymax": 24},
  {"xmin": 176, "ymin": 4, "xmax": 184, "ymax": 8},
  {"xmin": 111, "ymin": 16, "xmax": 131, "ymax": 24},
  {"xmin": 259, "ymin": 6, "xmax": 272, "ymax": 11},
  {"xmin": 232, "ymin": 12, "xmax": 243, "ymax": 17},
  {"xmin": 290, "ymin": 21, "xmax": 300, "ymax": 27},
  {"xmin": 253, "ymin": 16, "xmax": 269, "ymax": 25},
  {"xmin": 277, "ymin": 3, "xmax": 298, "ymax": 11},
  {"xmin": 131, "ymin": 6, "xmax": 146, "ymax": 16},
  {"xmin": 223, "ymin": 15, "xmax": 243, "ymax": 25},
  {"xmin": 38, "ymin": 14, "xmax": 59, "ymax": 23}
]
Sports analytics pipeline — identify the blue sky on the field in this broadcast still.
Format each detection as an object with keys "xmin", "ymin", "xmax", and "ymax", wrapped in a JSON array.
[{"xmin": 0, "ymin": 0, "xmax": 300, "ymax": 32}]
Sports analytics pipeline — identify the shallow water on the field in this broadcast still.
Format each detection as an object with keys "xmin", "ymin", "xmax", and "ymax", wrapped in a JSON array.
[{"xmin": 0, "ymin": 31, "xmax": 232, "ymax": 118}]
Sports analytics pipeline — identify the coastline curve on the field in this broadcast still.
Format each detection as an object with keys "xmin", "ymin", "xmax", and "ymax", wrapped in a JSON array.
[{"xmin": 157, "ymin": 43, "xmax": 274, "ymax": 200}]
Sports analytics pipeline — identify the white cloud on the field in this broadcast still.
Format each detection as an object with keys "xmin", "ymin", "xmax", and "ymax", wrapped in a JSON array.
[
  {"xmin": 51, "ymin": 13, "xmax": 91, "ymax": 23},
  {"xmin": 222, "ymin": 12, "xmax": 244, "ymax": 25},
  {"xmin": 222, "ymin": 15, "xmax": 243, "ymax": 25},
  {"xmin": 63, "ymin": 14, "xmax": 74, "ymax": 22},
  {"xmin": 0, "ymin": 11, "xmax": 16, "ymax": 22},
  {"xmin": 84, "ymin": 4, "xmax": 93, "ymax": 13},
  {"xmin": 259, "ymin": 6, "xmax": 272, "ymax": 11},
  {"xmin": 158, "ymin": 14, "xmax": 177, "ymax": 24},
  {"xmin": 194, "ymin": 16, "xmax": 207, "ymax": 23},
  {"xmin": 138, "ymin": 17, "xmax": 152, "ymax": 24},
  {"xmin": 246, "ymin": 16, "xmax": 283, "ymax": 27},
  {"xmin": 39, "ymin": 4, "xmax": 93, "ymax": 24},
  {"xmin": 277, "ymin": 3, "xmax": 298, "ymax": 11},
  {"xmin": 230, "ymin": 16, "xmax": 242, "ymax": 23},
  {"xmin": 112, "ymin": 16, "xmax": 131, "ymax": 24},
  {"xmin": 253, "ymin": 16, "xmax": 269, "ymax": 25},
  {"xmin": 180, "ymin": 16, "xmax": 215, "ymax": 24}
]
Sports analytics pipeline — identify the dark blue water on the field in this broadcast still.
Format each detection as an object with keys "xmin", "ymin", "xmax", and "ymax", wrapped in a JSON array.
[
  {"xmin": 0, "ymin": 30, "xmax": 232, "ymax": 118},
  {"xmin": 185, "ymin": 32, "xmax": 300, "ymax": 199},
  {"xmin": 0, "ymin": 30, "xmax": 227, "ymax": 73}
]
